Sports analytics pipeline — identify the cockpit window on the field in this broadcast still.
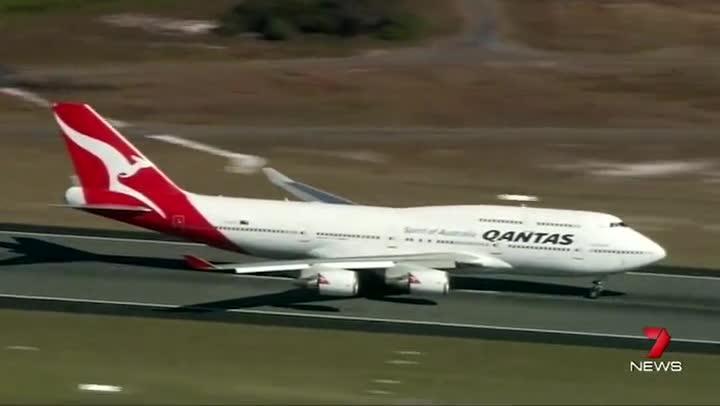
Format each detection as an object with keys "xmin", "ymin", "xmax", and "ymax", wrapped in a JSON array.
[{"xmin": 610, "ymin": 222, "xmax": 628, "ymax": 227}]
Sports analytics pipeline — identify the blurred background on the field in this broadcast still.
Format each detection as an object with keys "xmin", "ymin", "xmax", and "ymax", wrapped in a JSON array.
[
  {"xmin": 0, "ymin": 1, "xmax": 719, "ymax": 404},
  {"xmin": 4, "ymin": 0, "xmax": 720, "ymax": 266}
]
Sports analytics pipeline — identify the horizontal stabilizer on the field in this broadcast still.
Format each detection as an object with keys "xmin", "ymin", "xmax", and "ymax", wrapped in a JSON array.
[
  {"xmin": 184, "ymin": 255, "xmax": 240, "ymax": 274},
  {"xmin": 50, "ymin": 203, "xmax": 152, "ymax": 212},
  {"xmin": 184, "ymin": 255, "xmax": 215, "ymax": 271}
]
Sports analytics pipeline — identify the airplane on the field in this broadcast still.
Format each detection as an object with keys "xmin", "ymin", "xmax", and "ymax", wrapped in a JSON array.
[{"xmin": 51, "ymin": 102, "xmax": 666, "ymax": 299}]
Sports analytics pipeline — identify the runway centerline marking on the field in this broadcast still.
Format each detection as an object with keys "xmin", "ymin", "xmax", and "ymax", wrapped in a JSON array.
[
  {"xmin": 366, "ymin": 389, "xmax": 393, "ymax": 395},
  {"xmin": 0, "ymin": 293, "xmax": 718, "ymax": 345},
  {"xmin": 5, "ymin": 345, "xmax": 39, "ymax": 351},
  {"xmin": 77, "ymin": 384, "xmax": 123, "ymax": 393},
  {"xmin": 373, "ymin": 379, "xmax": 401, "ymax": 385},
  {"xmin": 0, "ymin": 87, "xmax": 130, "ymax": 127},
  {"xmin": 386, "ymin": 360, "xmax": 419, "ymax": 365},
  {"xmin": 146, "ymin": 134, "xmax": 267, "ymax": 174},
  {"xmin": 394, "ymin": 350, "xmax": 422, "ymax": 356}
]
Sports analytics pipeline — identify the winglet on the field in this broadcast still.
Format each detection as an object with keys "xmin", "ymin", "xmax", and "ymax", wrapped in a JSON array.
[
  {"xmin": 184, "ymin": 255, "xmax": 216, "ymax": 271},
  {"xmin": 261, "ymin": 167, "xmax": 356, "ymax": 205},
  {"xmin": 262, "ymin": 167, "xmax": 293, "ymax": 184}
]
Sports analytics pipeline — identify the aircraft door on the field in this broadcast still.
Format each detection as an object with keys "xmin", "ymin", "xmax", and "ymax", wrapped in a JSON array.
[
  {"xmin": 572, "ymin": 245, "xmax": 584, "ymax": 261},
  {"xmin": 386, "ymin": 221, "xmax": 402, "ymax": 250},
  {"xmin": 298, "ymin": 223, "xmax": 313, "ymax": 243},
  {"xmin": 295, "ymin": 205, "xmax": 315, "ymax": 243},
  {"xmin": 571, "ymin": 227, "xmax": 585, "ymax": 261},
  {"xmin": 386, "ymin": 233, "xmax": 400, "ymax": 249},
  {"xmin": 490, "ymin": 241, "xmax": 504, "ymax": 256}
]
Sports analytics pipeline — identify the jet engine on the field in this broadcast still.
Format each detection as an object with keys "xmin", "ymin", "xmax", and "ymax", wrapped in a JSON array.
[
  {"xmin": 295, "ymin": 265, "xmax": 359, "ymax": 297},
  {"xmin": 385, "ymin": 263, "xmax": 450, "ymax": 295}
]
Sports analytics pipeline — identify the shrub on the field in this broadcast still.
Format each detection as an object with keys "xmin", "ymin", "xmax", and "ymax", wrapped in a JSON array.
[
  {"xmin": 263, "ymin": 17, "xmax": 294, "ymax": 40},
  {"xmin": 376, "ymin": 12, "xmax": 425, "ymax": 41},
  {"xmin": 216, "ymin": 0, "xmax": 428, "ymax": 41}
]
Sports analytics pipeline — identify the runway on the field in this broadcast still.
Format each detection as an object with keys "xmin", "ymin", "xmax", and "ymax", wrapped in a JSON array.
[{"xmin": 0, "ymin": 225, "xmax": 718, "ymax": 354}]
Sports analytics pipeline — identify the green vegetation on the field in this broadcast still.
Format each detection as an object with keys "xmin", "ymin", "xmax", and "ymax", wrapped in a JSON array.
[
  {"xmin": 216, "ymin": 0, "xmax": 428, "ymax": 41},
  {"xmin": 0, "ymin": 0, "xmax": 100, "ymax": 14},
  {"xmin": 0, "ymin": 0, "xmax": 178, "ymax": 14},
  {"xmin": 0, "ymin": 309, "xmax": 716, "ymax": 404}
]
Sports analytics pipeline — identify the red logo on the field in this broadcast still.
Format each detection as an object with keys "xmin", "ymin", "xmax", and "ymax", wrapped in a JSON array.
[
  {"xmin": 317, "ymin": 274, "xmax": 329, "ymax": 285},
  {"xmin": 643, "ymin": 327, "xmax": 671, "ymax": 359}
]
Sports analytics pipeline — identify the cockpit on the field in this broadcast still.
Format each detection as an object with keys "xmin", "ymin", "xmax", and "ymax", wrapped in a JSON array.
[{"xmin": 582, "ymin": 213, "xmax": 666, "ymax": 271}]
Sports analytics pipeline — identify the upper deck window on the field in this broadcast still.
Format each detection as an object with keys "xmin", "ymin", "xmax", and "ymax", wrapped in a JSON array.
[
  {"xmin": 478, "ymin": 218, "xmax": 523, "ymax": 225},
  {"xmin": 536, "ymin": 221, "xmax": 581, "ymax": 228},
  {"xmin": 610, "ymin": 222, "xmax": 628, "ymax": 228}
]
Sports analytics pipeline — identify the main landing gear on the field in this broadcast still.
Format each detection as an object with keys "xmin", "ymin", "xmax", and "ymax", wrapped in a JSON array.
[{"xmin": 587, "ymin": 278, "xmax": 605, "ymax": 299}]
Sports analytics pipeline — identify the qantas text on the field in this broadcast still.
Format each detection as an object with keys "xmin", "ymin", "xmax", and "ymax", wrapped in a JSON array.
[
  {"xmin": 482, "ymin": 230, "xmax": 574, "ymax": 245},
  {"xmin": 402, "ymin": 227, "xmax": 575, "ymax": 245}
]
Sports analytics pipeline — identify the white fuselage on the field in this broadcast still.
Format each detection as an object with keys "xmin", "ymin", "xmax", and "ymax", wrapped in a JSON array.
[{"xmin": 186, "ymin": 194, "xmax": 666, "ymax": 276}]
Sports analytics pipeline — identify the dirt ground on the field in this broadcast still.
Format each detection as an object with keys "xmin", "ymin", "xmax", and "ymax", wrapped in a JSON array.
[
  {"xmin": 2, "ymin": 1, "xmax": 720, "ymax": 128},
  {"xmin": 0, "ymin": 0, "xmax": 461, "ymax": 64},
  {"xmin": 1, "ymin": 1, "xmax": 720, "ymax": 268},
  {"xmin": 500, "ymin": 0, "xmax": 720, "ymax": 52},
  {"xmin": 5, "ymin": 57, "xmax": 720, "ymax": 128}
]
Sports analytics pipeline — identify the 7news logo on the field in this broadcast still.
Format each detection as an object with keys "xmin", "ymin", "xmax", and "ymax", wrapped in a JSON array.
[{"xmin": 629, "ymin": 327, "xmax": 683, "ymax": 373}]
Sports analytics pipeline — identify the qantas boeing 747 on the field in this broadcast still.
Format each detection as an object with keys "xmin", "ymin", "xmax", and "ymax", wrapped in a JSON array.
[{"xmin": 51, "ymin": 102, "xmax": 666, "ymax": 299}]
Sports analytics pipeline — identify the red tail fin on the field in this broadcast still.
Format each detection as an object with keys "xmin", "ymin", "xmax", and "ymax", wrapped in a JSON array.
[
  {"xmin": 52, "ymin": 102, "xmax": 238, "ymax": 251},
  {"xmin": 53, "ymin": 102, "xmax": 182, "ymax": 218}
]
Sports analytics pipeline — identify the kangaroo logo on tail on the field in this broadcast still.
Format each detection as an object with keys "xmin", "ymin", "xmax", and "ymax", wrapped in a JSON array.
[{"xmin": 55, "ymin": 114, "xmax": 166, "ymax": 218}]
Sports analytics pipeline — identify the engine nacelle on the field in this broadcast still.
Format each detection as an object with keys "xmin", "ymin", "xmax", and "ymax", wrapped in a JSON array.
[
  {"xmin": 296, "ymin": 265, "xmax": 359, "ymax": 297},
  {"xmin": 385, "ymin": 264, "xmax": 450, "ymax": 295}
]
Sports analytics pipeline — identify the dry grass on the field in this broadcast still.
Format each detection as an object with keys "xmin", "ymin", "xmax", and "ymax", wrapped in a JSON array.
[
  {"xmin": 499, "ymin": 0, "xmax": 720, "ymax": 52},
  {"xmin": 0, "ymin": 0, "xmax": 461, "ymax": 65},
  {"xmin": 0, "ymin": 0, "xmax": 235, "ymax": 64},
  {"xmin": 6, "ymin": 57, "xmax": 720, "ymax": 128},
  {"xmin": 2, "ymin": 1, "xmax": 720, "ymax": 128}
]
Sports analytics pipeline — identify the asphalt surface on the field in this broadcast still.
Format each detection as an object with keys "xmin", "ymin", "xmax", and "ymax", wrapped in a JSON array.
[{"xmin": 0, "ymin": 225, "xmax": 718, "ymax": 354}]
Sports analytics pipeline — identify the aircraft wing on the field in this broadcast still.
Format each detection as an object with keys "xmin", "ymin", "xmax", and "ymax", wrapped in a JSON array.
[
  {"xmin": 185, "ymin": 251, "xmax": 512, "ymax": 274},
  {"xmin": 262, "ymin": 167, "xmax": 356, "ymax": 205}
]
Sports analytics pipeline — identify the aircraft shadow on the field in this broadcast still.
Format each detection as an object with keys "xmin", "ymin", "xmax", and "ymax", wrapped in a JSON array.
[
  {"xmin": 164, "ymin": 289, "xmax": 340, "ymax": 313},
  {"xmin": 165, "ymin": 289, "xmax": 345, "ymax": 313},
  {"xmin": 0, "ymin": 237, "xmax": 186, "ymax": 270},
  {"xmin": 0, "ymin": 237, "xmax": 618, "ymax": 303},
  {"xmin": 167, "ymin": 287, "xmax": 437, "ymax": 314},
  {"xmin": 452, "ymin": 276, "xmax": 624, "ymax": 298},
  {"xmin": 0, "ymin": 237, "xmax": 437, "ymax": 310}
]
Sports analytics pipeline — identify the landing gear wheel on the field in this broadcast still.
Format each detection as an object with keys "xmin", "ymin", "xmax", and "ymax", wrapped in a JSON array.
[{"xmin": 587, "ymin": 279, "xmax": 605, "ymax": 299}]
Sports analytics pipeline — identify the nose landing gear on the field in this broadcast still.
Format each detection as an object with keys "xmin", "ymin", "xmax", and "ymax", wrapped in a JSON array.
[{"xmin": 588, "ymin": 279, "xmax": 605, "ymax": 299}]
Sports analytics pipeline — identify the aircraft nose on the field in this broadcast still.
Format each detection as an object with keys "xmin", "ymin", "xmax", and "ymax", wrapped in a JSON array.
[
  {"xmin": 653, "ymin": 242, "xmax": 666, "ymax": 262},
  {"xmin": 645, "ymin": 237, "xmax": 666, "ymax": 262}
]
